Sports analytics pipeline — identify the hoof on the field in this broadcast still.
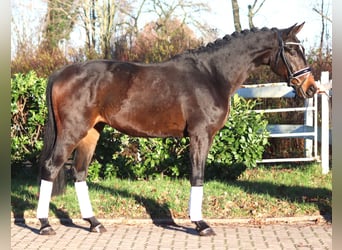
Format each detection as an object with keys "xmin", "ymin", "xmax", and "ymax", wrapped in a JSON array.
[
  {"xmin": 90, "ymin": 224, "xmax": 107, "ymax": 233},
  {"xmin": 193, "ymin": 220, "xmax": 216, "ymax": 236},
  {"xmin": 39, "ymin": 226, "xmax": 56, "ymax": 235}
]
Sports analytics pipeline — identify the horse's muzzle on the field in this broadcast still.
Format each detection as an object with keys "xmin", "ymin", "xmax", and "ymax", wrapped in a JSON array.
[
  {"xmin": 292, "ymin": 73, "xmax": 317, "ymax": 98},
  {"xmin": 303, "ymin": 84, "xmax": 317, "ymax": 98}
]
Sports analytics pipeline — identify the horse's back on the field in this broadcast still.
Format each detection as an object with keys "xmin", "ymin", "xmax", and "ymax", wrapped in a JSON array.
[{"xmin": 48, "ymin": 60, "xmax": 188, "ymax": 137}]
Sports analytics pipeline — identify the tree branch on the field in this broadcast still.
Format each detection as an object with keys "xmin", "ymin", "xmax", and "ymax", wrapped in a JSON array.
[{"xmin": 313, "ymin": 8, "xmax": 332, "ymax": 23}]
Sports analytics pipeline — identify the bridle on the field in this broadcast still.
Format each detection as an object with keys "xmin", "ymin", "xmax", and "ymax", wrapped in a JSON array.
[{"xmin": 276, "ymin": 34, "xmax": 312, "ymax": 97}]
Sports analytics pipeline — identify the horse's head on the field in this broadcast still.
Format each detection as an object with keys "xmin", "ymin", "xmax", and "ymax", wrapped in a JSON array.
[{"xmin": 270, "ymin": 23, "xmax": 317, "ymax": 98}]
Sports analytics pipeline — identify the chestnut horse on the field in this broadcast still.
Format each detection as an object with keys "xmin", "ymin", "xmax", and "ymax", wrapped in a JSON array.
[{"xmin": 37, "ymin": 23, "xmax": 317, "ymax": 236}]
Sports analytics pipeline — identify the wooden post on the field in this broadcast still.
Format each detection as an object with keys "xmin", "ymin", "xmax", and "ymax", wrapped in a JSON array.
[
  {"xmin": 320, "ymin": 71, "xmax": 330, "ymax": 174},
  {"xmin": 304, "ymin": 98, "xmax": 313, "ymax": 158}
]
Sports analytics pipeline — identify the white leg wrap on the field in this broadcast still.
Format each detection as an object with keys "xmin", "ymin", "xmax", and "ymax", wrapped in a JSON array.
[
  {"xmin": 75, "ymin": 181, "xmax": 94, "ymax": 218},
  {"xmin": 37, "ymin": 180, "xmax": 53, "ymax": 218},
  {"xmin": 189, "ymin": 186, "xmax": 203, "ymax": 221}
]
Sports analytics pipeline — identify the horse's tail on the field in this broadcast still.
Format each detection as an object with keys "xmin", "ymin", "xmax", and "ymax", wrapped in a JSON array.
[{"xmin": 38, "ymin": 74, "xmax": 67, "ymax": 196}]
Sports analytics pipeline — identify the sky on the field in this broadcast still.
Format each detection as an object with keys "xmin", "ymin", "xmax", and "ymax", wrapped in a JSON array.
[
  {"xmin": 206, "ymin": 0, "xmax": 331, "ymax": 48},
  {"xmin": 11, "ymin": 0, "xmax": 332, "ymax": 58}
]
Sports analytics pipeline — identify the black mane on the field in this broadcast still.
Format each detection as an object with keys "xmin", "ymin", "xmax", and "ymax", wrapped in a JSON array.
[{"xmin": 178, "ymin": 26, "xmax": 278, "ymax": 57}]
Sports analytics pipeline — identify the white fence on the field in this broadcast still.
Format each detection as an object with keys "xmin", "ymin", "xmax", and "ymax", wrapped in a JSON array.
[{"xmin": 236, "ymin": 72, "xmax": 332, "ymax": 174}]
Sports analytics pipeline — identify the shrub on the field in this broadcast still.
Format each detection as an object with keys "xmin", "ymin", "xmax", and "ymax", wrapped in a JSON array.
[
  {"xmin": 92, "ymin": 129, "xmax": 190, "ymax": 180},
  {"xmin": 206, "ymin": 94, "xmax": 269, "ymax": 180},
  {"xmin": 11, "ymin": 71, "xmax": 47, "ymax": 171},
  {"xmin": 11, "ymin": 45, "xmax": 69, "ymax": 78}
]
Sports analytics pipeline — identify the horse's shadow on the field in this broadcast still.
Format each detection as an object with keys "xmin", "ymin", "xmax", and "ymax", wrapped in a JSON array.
[
  {"xmin": 11, "ymin": 180, "xmax": 198, "ymax": 235},
  {"xmin": 88, "ymin": 182, "xmax": 198, "ymax": 235},
  {"xmin": 12, "ymin": 191, "xmax": 40, "ymax": 234},
  {"xmin": 12, "ymin": 192, "xmax": 89, "ymax": 234}
]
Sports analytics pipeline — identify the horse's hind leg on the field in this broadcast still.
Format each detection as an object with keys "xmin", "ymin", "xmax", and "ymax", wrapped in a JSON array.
[
  {"xmin": 37, "ymin": 138, "xmax": 78, "ymax": 235},
  {"xmin": 37, "ymin": 121, "xmax": 99, "ymax": 235},
  {"xmin": 72, "ymin": 124, "xmax": 106, "ymax": 233}
]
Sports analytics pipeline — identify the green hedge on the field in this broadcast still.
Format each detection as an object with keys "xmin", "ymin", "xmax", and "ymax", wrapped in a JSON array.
[
  {"xmin": 11, "ymin": 72, "xmax": 269, "ymax": 180},
  {"xmin": 11, "ymin": 71, "xmax": 47, "ymax": 168}
]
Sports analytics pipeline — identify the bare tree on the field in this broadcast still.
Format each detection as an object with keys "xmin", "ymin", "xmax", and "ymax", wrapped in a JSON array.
[
  {"xmin": 114, "ymin": 0, "xmax": 211, "ymax": 60},
  {"xmin": 146, "ymin": 0, "xmax": 210, "ymax": 37},
  {"xmin": 313, "ymin": 0, "xmax": 332, "ymax": 61},
  {"xmin": 132, "ymin": 18, "xmax": 202, "ymax": 63},
  {"xmin": 97, "ymin": 0, "xmax": 119, "ymax": 59},
  {"xmin": 76, "ymin": 0, "xmax": 132, "ymax": 59},
  {"xmin": 247, "ymin": 0, "xmax": 266, "ymax": 29},
  {"xmin": 11, "ymin": 1, "xmax": 47, "ymax": 58},
  {"xmin": 115, "ymin": 0, "xmax": 148, "ymax": 59},
  {"xmin": 230, "ymin": 0, "xmax": 267, "ymax": 31},
  {"xmin": 231, "ymin": 0, "xmax": 241, "ymax": 32}
]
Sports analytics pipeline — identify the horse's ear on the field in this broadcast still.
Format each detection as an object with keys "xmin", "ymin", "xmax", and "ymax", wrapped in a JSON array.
[
  {"xmin": 292, "ymin": 22, "xmax": 305, "ymax": 35},
  {"xmin": 283, "ymin": 22, "xmax": 305, "ymax": 39}
]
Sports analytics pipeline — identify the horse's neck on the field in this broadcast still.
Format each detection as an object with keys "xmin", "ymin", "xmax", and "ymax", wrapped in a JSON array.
[{"xmin": 202, "ymin": 31, "xmax": 277, "ymax": 94}]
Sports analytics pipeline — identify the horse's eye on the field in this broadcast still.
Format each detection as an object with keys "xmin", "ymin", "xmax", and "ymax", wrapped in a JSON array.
[{"xmin": 286, "ymin": 47, "xmax": 296, "ymax": 56}]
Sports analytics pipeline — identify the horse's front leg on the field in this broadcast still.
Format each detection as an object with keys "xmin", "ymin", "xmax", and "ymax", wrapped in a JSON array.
[{"xmin": 189, "ymin": 134, "xmax": 216, "ymax": 236}]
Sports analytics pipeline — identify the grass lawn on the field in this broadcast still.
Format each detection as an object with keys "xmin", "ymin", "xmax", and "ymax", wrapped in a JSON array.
[{"xmin": 11, "ymin": 163, "xmax": 331, "ymax": 221}]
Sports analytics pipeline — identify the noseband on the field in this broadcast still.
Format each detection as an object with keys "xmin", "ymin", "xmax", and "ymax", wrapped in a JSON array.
[{"xmin": 276, "ymin": 35, "xmax": 312, "ymax": 96}]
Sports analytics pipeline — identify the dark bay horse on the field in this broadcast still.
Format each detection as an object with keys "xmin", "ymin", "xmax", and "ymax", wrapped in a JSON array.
[{"xmin": 37, "ymin": 23, "xmax": 317, "ymax": 236}]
